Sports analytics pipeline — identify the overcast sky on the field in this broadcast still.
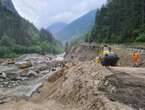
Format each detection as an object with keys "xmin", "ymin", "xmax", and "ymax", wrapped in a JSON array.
[{"xmin": 12, "ymin": 0, "xmax": 107, "ymax": 28}]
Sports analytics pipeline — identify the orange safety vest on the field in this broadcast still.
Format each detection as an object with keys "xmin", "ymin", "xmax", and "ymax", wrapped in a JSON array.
[{"xmin": 132, "ymin": 52, "xmax": 140, "ymax": 62}]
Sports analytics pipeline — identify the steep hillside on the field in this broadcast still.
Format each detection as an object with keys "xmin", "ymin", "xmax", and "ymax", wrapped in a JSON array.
[
  {"xmin": 55, "ymin": 10, "xmax": 96, "ymax": 42},
  {"xmin": 0, "ymin": 0, "xmax": 63, "ymax": 57},
  {"xmin": 87, "ymin": 0, "xmax": 145, "ymax": 43},
  {"xmin": 47, "ymin": 22, "xmax": 67, "ymax": 35},
  {"xmin": 0, "ymin": 0, "xmax": 17, "ymax": 14}
]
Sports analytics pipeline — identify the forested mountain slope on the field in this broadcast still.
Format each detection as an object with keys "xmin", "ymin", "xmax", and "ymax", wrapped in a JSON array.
[
  {"xmin": 0, "ymin": 0, "xmax": 62, "ymax": 57},
  {"xmin": 87, "ymin": 0, "xmax": 145, "ymax": 43},
  {"xmin": 47, "ymin": 22, "xmax": 67, "ymax": 35},
  {"xmin": 55, "ymin": 10, "xmax": 96, "ymax": 42}
]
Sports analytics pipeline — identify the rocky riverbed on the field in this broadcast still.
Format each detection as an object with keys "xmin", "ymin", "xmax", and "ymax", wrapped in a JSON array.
[{"xmin": 0, "ymin": 54, "xmax": 65, "ymax": 102}]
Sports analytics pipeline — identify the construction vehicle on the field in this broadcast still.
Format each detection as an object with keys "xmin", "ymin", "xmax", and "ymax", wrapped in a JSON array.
[
  {"xmin": 96, "ymin": 56, "xmax": 101, "ymax": 64},
  {"xmin": 96, "ymin": 45, "xmax": 119, "ymax": 66}
]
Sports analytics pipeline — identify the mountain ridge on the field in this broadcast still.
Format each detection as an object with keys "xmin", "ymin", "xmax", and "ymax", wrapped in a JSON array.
[
  {"xmin": 47, "ymin": 22, "xmax": 67, "ymax": 35},
  {"xmin": 0, "ymin": 0, "xmax": 62, "ymax": 57},
  {"xmin": 55, "ymin": 10, "xmax": 96, "ymax": 42},
  {"xmin": 0, "ymin": 0, "xmax": 17, "ymax": 14}
]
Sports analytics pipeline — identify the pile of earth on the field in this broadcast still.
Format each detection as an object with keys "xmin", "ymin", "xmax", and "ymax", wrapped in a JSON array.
[
  {"xmin": 1, "ymin": 61, "xmax": 145, "ymax": 110},
  {"xmin": 65, "ymin": 43, "xmax": 100, "ymax": 62}
]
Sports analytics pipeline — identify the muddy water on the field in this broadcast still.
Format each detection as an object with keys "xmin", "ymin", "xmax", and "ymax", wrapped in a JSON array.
[{"xmin": 0, "ymin": 54, "xmax": 65, "ymax": 101}]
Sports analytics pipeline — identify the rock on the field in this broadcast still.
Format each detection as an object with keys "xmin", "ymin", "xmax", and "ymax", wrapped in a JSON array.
[
  {"xmin": 17, "ymin": 76, "xmax": 29, "ymax": 81},
  {"xmin": 51, "ymin": 68, "xmax": 56, "ymax": 72},
  {"xmin": 0, "ymin": 99, "xmax": 5, "ymax": 104},
  {"xmin": 2, "ymin": 72, "xmax": 7, "ymax": 78},
  {"xmin": 0, "ymin": 72, "xmax": 7, "ymax": 79},
  {"xmin": 27, "ymin": 70, "xmax": 38, "ymax": 77},
  {"xmin": 39, "ymin": 65, "xmax": 50, "ymax": 71},
  {"xmin": 100, "ymin": 72, "xmax": 145, "ymax": 109},
  {"xmin": 40, "ymin": 70, "xmax": 50, "ymax": 75},
  {"xmin": 29, "ymin": 64, "xmax": 50, "ymax": 73},
  {"xmin": 0, "ymin": 85, "xmax": 4, "ymax": 88},
  {"xmin": 12, "ymin": 83, "xmax": 16, "ymax": 86},
  {"xmin": 0, "ymin": 78, "xmax": 4, "ymax": 82},
  {"xmin": 3, "ymin": 81, "xmax": 9, "ymax": 85}
]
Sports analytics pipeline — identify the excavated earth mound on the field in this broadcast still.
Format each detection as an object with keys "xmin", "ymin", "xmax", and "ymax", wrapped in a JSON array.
[
  {"xmin": 46, "ymin": 61, "xmax": 135, "ymax": 110},
  {"xmin": 100, "ymin": 72, "xmax": 145, "ymax": 109},
  {"xmin": 65, "ymin": 44, "xmax": 100, "ymax": 62},
  {"xmin": 0, "ymin": 61, "xmax": 145, "ymax": 110}
]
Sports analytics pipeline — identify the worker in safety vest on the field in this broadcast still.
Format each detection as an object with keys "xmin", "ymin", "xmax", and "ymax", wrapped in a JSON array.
[{"xmin": 132, "ymin": 51, "xmax": 141, "ymax": 67}]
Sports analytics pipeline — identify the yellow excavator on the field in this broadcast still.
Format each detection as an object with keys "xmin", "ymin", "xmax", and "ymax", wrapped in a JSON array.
[
  {"xmin": 96, "ymin": 46, "xmax": 119, "ymax": 66},
  {"xmin": 95, "ymin": 47, "xmax": 104, "ymax": 64}
]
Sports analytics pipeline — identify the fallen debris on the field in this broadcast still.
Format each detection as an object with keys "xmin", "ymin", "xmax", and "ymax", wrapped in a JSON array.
[
  {"xmin": 27, "ymin": 70, "xmax": 38, "ymax": 77},
  {"xmin": 100, "ymin": 72, "xmax": 145, "ymax": 109},
  {"xmin": 0, "ymin": 50, "xmax": 144, "ymax": 110},
  {"xmin": 0, "ymin": 54, "xmax": 65, "ymax": 100}
]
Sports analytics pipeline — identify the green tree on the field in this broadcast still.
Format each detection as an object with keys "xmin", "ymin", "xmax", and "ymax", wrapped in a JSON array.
[
  {"xmin": 0, "ymin": 35, "xmax": 15, "ymax": 46},
  {"xmin": 89, "ymin": 0, "xmax": 145, "ymax": 43}
]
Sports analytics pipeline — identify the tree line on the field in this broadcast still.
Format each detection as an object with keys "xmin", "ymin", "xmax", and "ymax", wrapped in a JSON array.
[
  {"xmin": 86, "ymin": 0, "xmax": 145, "ymax": 43},
  {"xmin": 0, "ymin": 4, "xmax": 63, "ymax": 58}
]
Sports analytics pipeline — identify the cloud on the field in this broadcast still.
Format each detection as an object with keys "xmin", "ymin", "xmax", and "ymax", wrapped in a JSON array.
[{"xmin": 12, "ymin": 0, "xmax": 107, "ymax": 28}]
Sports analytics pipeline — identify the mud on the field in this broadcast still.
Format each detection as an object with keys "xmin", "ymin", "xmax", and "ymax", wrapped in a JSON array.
[
  {"xmin": 100, "ymin": 68, "xmax": 145, "ymax": 109},
  {"xmin": 0, "ymin": 61, "xmax": 142, "ymax": 110},
  {"xmin": 0, "ymin": 54, "xmax": 65, "ymax": 102},
  {"xmin": 0, "ymin": 45, "xmax": 144, "ymax": 110}
]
